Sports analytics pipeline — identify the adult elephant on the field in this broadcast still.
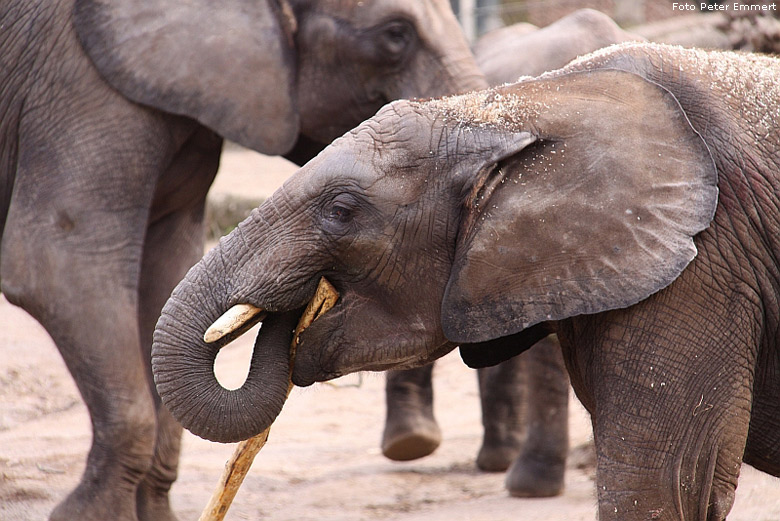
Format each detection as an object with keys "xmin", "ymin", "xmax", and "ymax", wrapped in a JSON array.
[
  {"xmin": 153, "ymin": 42, "xmax": 780, "ymax": 520},
  {"xmin": 0, "ymin": 1, "xmax": 482, "ymax": 520},
  {"xmin": 382, "ymin": 8, "xmax": 641, "ymax": 497}
]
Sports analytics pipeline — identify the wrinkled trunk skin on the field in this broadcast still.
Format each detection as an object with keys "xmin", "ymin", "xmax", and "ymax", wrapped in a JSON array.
[{"xmin": 151, "ymin": 238, "xmax": 296, "ymax": 443}]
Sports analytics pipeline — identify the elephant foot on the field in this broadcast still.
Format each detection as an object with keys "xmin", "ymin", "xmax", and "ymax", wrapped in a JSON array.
[
  {"xmin": 137, "ymin": 482, "xmax": 178, "ymax": 521},
  {"xmin": 383, "ymin": 366, "xmax": 440, "ymax": 461},
  {"xmin": 504, "ymin": 452, "xmax": 565, "ymax": 498},
  {"xmin": 381, "ymin": 413, "xmax": 442, "ymax": 461},
  {"xmin": 50, "ymin": 481, "xmax": 139, "ymax": 521},
  {"xmin": 50, "ymin": 476, "xmax": 178, "ymax": 521},
  {"xmin": 476, "ymin": 440, "xmax": 522, "ymax": 472}
]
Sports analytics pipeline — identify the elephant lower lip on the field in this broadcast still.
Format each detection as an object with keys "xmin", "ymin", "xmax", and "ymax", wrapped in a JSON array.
[{"xmin": 290, "ymin": 367, "xmax": 323, "ymax": 388}]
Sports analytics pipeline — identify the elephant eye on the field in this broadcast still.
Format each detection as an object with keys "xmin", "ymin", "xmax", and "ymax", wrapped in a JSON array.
[
  {"xmin": 321, "ymin": 194, "xmax": 359, "ymax": 236},
  {"xmin": 329, "ymin": 204, "xmax": 352, "ymax": 223},
  {"xmin": 378, "ymin": 19, "xmax": 415, "ymax": 59}
]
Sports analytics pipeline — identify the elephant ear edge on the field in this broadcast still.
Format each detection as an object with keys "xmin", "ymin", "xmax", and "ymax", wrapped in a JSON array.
[
  {"xmin": 441, "ymin": 69, "xmax": 718, "ymax": 344},
  {"xmin": 73, "ymin": 0, "xmax": 299, "ymax": 155}
]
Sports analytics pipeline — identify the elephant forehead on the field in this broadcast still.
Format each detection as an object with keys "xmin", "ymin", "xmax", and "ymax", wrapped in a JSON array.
[
  {"xmin": 341, "ymin": 109, "xmax": 437, "ymax": 171},
  {"xmin": 279, "ymin": 139, "xmax": 384, "ymax": 198},
  {"xmin": 276, "ymin": 138, "xmax": 433, "ymax": 212}
]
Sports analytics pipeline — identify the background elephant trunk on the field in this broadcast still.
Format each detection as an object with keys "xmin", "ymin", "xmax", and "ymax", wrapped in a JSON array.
[{"xmin": 151, "ymin": 245, "xmax": 296, "ymax": 443}]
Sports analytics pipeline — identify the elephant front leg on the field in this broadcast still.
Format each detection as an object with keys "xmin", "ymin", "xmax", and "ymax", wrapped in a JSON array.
[
  {"xmin": 3, "ymin": 215, "xmax": 160, "ymax": 521},
  {"xmin": 593, "ymin": 404, "xmax": 748, "ymax": 521},
  {"xmin": 562, "ymin": 297, "xmax": 757, "ymax": 521},
  {"xmin": 382, "ymin": 365, "xmax": 442, "ymax": 460}
]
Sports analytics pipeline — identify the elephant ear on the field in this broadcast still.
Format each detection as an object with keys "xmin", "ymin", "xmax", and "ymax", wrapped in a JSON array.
[
  {"xmin": 441, "ymin": 69, "xmax": 718, "ymax": 344},
  {"xmin": 73, "ymin": 0, "xmax": 299, "ymax": 154}
]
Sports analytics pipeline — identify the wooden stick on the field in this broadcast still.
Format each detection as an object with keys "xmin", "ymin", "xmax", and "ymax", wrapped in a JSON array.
[
  {"xmin": 198, "ymin": 278, "xmax": 338, "ymax": 521},
  {"xmin": 197, "ymin": 431, "xmax": 270, "ymax": 521}
]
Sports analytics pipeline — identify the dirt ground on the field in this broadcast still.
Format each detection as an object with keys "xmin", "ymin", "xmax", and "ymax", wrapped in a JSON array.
[{"xmin": 1, "ymin": 146, "xmax": 779, "ymax": 521}]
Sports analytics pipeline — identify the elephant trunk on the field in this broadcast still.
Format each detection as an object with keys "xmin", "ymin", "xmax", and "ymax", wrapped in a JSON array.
[{"xmin": 151, "ymin": 242, "xmax": 296, "ymax": 443}]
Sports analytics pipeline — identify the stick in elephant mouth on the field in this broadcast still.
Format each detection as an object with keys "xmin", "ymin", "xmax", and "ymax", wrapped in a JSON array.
[{"xmin": 198, "ymin": 277, "xmax": 339, "ymax": 521}]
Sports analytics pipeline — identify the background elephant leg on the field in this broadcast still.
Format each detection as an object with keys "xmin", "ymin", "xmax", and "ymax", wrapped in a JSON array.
[
  {"xmin": 44, "ymin": 309, "xmax": 157, "ymax": 521},
  {"xmin": 382, "ymin": 365, "xmax": 442, "ymax": 460},
  {"xmin": 1, "ymin": 97, "xmax": 182, "ymax": 520},
  {"xmin": 135, "ymin": 127, "xmax": 221, "ymax": 521},
  {"xmin": 475, "ymin": 356, "xmax": 526, "ymax": 472},
  {"xmin": 4, "ymin": 192, "xmax": 157, "ymax": 518},
  {"xmin": 135, "ymin": 406, "xmax": 181, "ymax": 521},
  {"xmin": 504, "ymin": 335, "xmax": 569, "ymax": 497}
]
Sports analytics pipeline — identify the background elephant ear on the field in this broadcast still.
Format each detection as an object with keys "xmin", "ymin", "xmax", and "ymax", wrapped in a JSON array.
[
  {"xmin": 74, "ymin": 0, "xmax": 299, "ymax": 154},
  {"xmin": 441, "ymin": 69, "xmax": 718, "ymax": 344}
]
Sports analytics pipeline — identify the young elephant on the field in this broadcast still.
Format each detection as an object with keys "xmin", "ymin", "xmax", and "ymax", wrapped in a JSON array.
[
  {"xmin": 0, "ymin": 0, "xmax": 481, "ymax": 519},
  {"xmin": 153, "ymin": 42, "xmax": 780, "ymax": 520}
]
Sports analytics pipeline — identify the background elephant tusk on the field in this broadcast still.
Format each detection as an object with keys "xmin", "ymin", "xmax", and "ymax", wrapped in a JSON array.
[{"xmin": 203, "ymin": 304, "xmax": 264, "ymax": 344}]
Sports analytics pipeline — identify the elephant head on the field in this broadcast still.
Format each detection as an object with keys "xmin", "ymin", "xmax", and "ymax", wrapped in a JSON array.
[
  {"xmin": 73, "ymin": 0, "xmax": 483, "ymax": 155},
  {"xmin": 151, "ymin": 67, "xmax": 718, "ymax": 443}
]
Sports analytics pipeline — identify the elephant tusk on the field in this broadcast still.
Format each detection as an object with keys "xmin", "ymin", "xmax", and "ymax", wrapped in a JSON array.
[
  {"xmin": 203, "ymin": 304, "xmax": 264, "ymax": 344},
  {"xmin": 292, "ymin": 277, "xmax": 339, "ymax": 347}
]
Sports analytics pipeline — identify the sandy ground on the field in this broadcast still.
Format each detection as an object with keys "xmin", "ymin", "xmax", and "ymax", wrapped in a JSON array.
[{"xmin": 1, "ymin": 146, "xmax": 780, "ymax": 521}]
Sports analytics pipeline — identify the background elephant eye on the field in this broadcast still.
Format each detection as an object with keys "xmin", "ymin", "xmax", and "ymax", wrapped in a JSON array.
[{"xmin": 378, "ymin": 19, "xmax": 415, "ymax": 59}]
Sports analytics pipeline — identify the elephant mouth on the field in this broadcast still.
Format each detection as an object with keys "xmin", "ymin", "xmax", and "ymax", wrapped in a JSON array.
[{"xmin": 203, "ymin": 277, "xmax": 340, "ymax": 372}]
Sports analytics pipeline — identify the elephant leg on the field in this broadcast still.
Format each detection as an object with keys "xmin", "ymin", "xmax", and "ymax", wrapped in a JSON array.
[
  {"xmin": 1, "ymin": 92, "xmax": 184, "ymax": 521},
  {"xmin": 382, "ymin": 365, "xmax": 442, "ymax": 460},
  {"xmin": 504, "ymin": 335, "xmax": 569, "ymax": 497},
  {"xmin": 590, "ymin": 372, "xmax": 751, "ymax": 520},
  {"xmin": 135, "ymin": 127, "xmax": 221, "ymax": 521},
  {"xmin": 559, "ymin": 287, "xmax": 758, "ymax": 521},
  {"xmin": 475, "ymin": 356, "xmax": 525, "ymax": 472}
]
